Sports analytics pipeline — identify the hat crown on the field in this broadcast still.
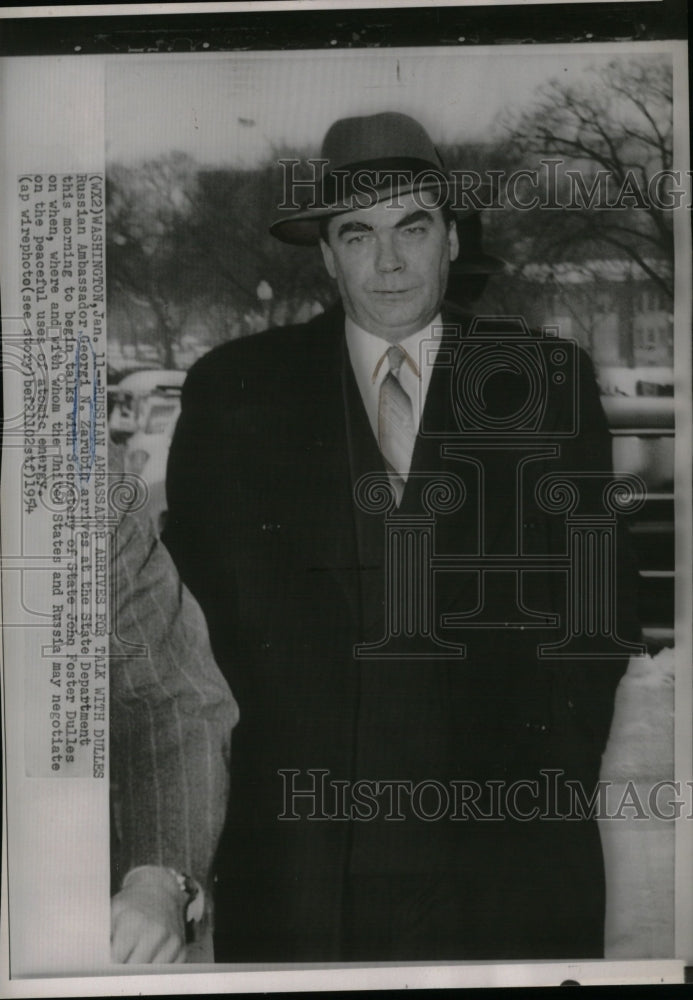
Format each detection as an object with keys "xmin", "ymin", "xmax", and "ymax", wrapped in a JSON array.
[
  {"xmin": 270, "ymin": 110, "xmax": 493, "ymax": 246},
  {"xmin": 321, "ymin": 111, "xmax": 443, "ymax": 172}
]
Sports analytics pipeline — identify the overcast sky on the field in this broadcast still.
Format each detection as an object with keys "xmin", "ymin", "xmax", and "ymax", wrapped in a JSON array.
[{"xmin": 106, "ymin": 47, "xmax": 668, "ymax": 167}]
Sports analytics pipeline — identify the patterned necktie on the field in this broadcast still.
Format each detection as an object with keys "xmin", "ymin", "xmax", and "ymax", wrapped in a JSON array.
[{"xmin": 378, "ymin": 345, "xmax": 416, "ymax": 505}]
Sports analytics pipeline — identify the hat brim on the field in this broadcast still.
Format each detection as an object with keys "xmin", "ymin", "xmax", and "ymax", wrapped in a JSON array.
[{"xmin": 270, "ymin": 178, "xmax": 492, "ymax": 246}]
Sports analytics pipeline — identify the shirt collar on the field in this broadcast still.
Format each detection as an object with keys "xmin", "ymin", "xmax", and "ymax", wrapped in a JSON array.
[{"xmin": 345, "ymin": 313, "xmax": 444, "ymax": 392}]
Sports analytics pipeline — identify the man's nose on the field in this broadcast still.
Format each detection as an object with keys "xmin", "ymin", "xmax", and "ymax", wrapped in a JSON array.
[{"xmin": 374, "ymin": 233, "xmax": 404, "ymax": 272}]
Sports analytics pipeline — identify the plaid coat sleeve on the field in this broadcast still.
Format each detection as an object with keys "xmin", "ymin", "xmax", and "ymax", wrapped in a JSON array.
[{"xmin": 109, "ymin": 494, "xmax": 238, "ymax": 892}]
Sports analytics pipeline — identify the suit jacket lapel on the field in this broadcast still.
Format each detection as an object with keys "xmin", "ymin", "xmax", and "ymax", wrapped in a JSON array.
[{"xmin": 341, "ymin": 333, "xmax": 402, "ymax": 643}]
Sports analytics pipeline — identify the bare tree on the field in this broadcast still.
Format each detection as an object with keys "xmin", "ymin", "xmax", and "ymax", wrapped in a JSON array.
[
  {"xmin": 501, "ymin": 56, "xmax": 674, "ymax": 299},
  {"xmin": 107, "ymin": 150, "xmax": 338, "ymax": 365},
  {"xmin": 107, "ymin": 153, "xmax": 202, "ymax": 367}
]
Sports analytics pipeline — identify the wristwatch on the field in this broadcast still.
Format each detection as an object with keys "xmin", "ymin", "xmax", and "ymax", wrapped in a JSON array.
[{"xmin": 167, "ymin": 869, "xmax": 205, "ymax": 923}]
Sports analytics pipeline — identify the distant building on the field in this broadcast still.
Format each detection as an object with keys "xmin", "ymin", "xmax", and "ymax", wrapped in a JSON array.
[{"xmin": 511, "ymin": 259, "xmax": 673, "ymax": 370}]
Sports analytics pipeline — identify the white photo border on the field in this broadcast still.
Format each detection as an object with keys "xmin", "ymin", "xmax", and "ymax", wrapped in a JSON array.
[{"xmin": 1, "ymin": 2, "xmax": 690, "ymax": 995}]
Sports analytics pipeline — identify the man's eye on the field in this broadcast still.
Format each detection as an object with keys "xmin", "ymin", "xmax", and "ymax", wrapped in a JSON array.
[
  {"xmin": 402, "ymin": 225, "xmax": 427, "ymax": 236},
  {"xmin": 346, "ymin": 232, "xmax": 369, "ymax": 244}
]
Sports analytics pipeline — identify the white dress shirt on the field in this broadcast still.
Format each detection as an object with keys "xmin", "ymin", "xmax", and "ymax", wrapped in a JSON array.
[{"xmin": 345, "ymin": 314, "xmax": 444, "ymax": 477}]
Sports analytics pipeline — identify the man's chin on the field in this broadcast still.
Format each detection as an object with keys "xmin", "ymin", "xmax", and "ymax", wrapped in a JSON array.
[{"xmin": 366, "ymin": 306, "xmax": 432, "ymax": 341}]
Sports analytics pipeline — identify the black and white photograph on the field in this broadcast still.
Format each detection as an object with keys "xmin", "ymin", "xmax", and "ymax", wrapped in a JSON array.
[{"xmin": 0, "ymin": 2, "xmax": 691, "ymax": 994}]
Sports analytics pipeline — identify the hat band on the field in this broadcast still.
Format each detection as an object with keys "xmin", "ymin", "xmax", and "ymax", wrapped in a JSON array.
[{"xmin": 318, "ymin": 156, "xmax": 448, "ymax": 210}]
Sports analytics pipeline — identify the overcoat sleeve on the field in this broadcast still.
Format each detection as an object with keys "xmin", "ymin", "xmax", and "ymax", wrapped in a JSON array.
[
  {"xmin": 544, "ymin": 347, "xmax": 643, "ymax": 766},
  {"xmin": 162, "ymin": 346, "xmax": 233, "ymax": 642},
  {"xmin": 109, "ymin": 449, "xmax": 238, "ymax": 892}
]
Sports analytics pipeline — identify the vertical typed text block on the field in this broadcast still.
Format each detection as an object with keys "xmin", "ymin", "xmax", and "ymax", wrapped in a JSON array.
[{"xmin": 15, "ymin": 173, "xmax": 108, "ymax": 777}]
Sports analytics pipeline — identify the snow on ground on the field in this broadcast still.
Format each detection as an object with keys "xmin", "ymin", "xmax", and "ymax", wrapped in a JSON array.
[{"xmin": 600, "ymin": 648, "xmax": 675, "ymax": 958}]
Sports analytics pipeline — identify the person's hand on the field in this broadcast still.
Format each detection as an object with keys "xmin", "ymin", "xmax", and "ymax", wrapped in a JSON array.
[{"xmin": 111, "ymin": 866, "xmax": 187, "ymax": 963}]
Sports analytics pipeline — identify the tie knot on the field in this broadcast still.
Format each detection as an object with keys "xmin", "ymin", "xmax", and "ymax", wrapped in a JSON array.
[{"xmin": 386, "ymin": 345, "xmax": 405, "ymax": 378}]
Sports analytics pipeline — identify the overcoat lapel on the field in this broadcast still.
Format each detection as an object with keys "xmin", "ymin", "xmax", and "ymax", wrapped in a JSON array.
[
  {"xmin": 295, "ymin": 309, "xmax": 362, "ymax": 628},
  {"xmin": 399, "ymin": 317, "xmax": 483, "ymax": 561}
]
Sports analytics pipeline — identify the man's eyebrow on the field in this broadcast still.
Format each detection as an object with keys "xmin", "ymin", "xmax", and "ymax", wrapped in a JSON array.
[
  {"xmin": 336, "ymin": 210, "xmax": 434, "ymax": 239},
  {"xmin": 336, "ymin": 220, "xmax": 374, "ymax": 238},
  {"xmin": 394, "ymin": 210, "xmax": 434, "ymax": 229}
]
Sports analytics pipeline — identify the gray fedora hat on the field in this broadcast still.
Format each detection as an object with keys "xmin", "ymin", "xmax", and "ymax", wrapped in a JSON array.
[{"xmin": 270, "ymin": 111, "xmax": 492, "ymax": 246}]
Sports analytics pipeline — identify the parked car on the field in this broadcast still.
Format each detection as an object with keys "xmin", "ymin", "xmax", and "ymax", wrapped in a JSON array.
[
  {"xmin": 108, "ymin": 370, "xmax": 185, "ymax": 443},
  {"xmin": 107, "ymin": 370, "xmax": 186, "ymax": 529},
  {"xmin": 603, "ymin": 393, "xmax": 674, "ymax": 653},
  {"xmin": 124, "ymin": 389, "xmax": 182, "ymax": 483}
]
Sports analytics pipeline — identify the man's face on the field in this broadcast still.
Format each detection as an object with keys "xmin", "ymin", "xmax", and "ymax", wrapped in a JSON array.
[{"xmin": 320, "ymin": 192, "xmax": 459, "ymax": 343}]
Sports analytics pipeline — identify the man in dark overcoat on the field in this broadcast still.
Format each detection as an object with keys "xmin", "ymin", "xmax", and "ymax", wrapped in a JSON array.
[{"xmin": 163, "ymin": 112, "xmax": 642, "ymax": 963}]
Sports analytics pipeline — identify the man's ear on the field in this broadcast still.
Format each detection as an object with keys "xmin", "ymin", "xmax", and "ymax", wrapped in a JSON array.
[
  {"xmin": 319, "ymin": 237, "xmax": 337, "ymax": 279},
  {"xmin": 447, "ymin": 220, "xmax": 460, "ymax": 263}
]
